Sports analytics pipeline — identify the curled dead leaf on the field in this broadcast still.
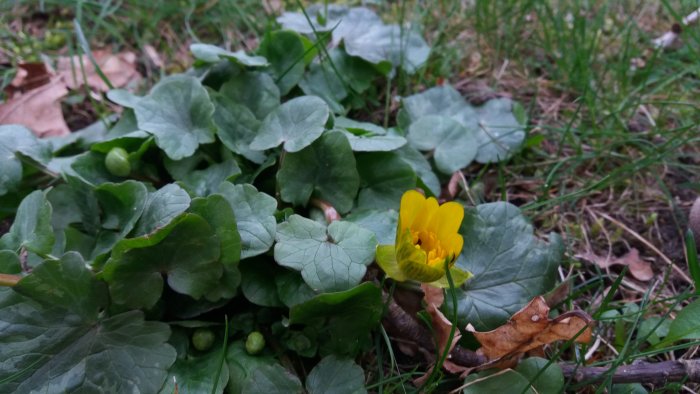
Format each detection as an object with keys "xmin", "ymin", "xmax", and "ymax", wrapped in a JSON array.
[
  {"xmin": 56, "ymin": 50, "xmax": 140, "ymax": 92},
  {"xmin": 577, "ymin": 248, "xmax": 653, "ymax": 281},
  {"xmin": 468, "ymin": 296, "xmax": 593, "ymax": 368},
  {"xmin": 0, "ymin": 77, "xmax": 70, "ymax": 137}
]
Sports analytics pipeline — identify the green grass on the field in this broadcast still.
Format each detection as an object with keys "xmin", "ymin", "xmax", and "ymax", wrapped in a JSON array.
[{"xmin": 4, "ymin": 0, "xmax": 700, "ymax": 392}]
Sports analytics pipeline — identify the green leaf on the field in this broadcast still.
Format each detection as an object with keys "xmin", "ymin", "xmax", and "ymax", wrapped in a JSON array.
[
  {"xmin": 637, "ymin": 316, "xmax": 670, "ymax": 345},
  {"xmin": 343, "ymin": 25, "xmax": 430, "ymax": 74},
  {"xmin": 277, "ymin": 131, "xmax": 359, "ymax": 214},
  {"xmin": 0, "ymin": 125, "xmax": 51, "ymax": 195},
  {"xmin": 189, "ymin": 194, "xmax": 241, "ymax": 266},
  {"xmin": 0, "ymin": 190, "xmax": 54, "ymax": 255},
  {"xmin": 275, "ymin": 269, "xmax": 317, "ymax": 308},
  {"xmin": 103, "ymin": 214, "xmax": 222, "ymax": 309},
  {"xmin": 447, "ymin": 202, "xmax": 563, "ymax": 330},
  {"xmin": 462, "ymin": 369, "xmax": 536, "ymax": 394},
  {"xmin": 94, "ymin": 180, "xmax": 149, "ymax": 237},
  {"xmin": 515, "ymin": 357, "xmax": 565, "ymax": 394},
  {"xmin": 339, "ymin": 131, "xmax": 406, "ymax": 152},
  {"xmin": 665, "ymin": 298, "xmax": 700, "ymax": 343},
  {"xmin": 0, "ymin": 290, "xmax": 176, "ymax": 394},
  {"xmin": 180, "ymin": 160, "xmax": 241, "ymax": 197},
  {"xmin": 66, "ymin": 151, "xmax": 121, "ymax": 185},
  {"xmin": 218, "ymin": 182, "xmax": 277, "ymax": 259},
  {"xmin": 328, "ymin": 48, "xmax": 378, "ymax": 94},
  {"xmin": 472, "ymin": 98, "xmax": 526, "ymax": 163},
  {"xmin": 191, "ymin": 43, "xmax": 268, "ymax": 67},
  {"xmin": 240, "ymin": 258, "xmax": 283, "ymax": 307},
  {"xmin": 14, "ymin": 252, "xmax": 107, "ymax": 320},
  {"xmin": 242, "ymin": 364, "xmax": 303, "ymax": 394},
  {"xmin": 408, "ymin": 115, "xmax": 477, "ymax": 174},
  {"xmin": 356, "ymin": 152, "xmax": 416, "ymax": 210},
  {"xmin": 401, "ymin": 85, "xmax": 473, "ymax": 123},
  {"xmin": 212, "ymin": 95, "xmax": 266, "ymax": 164},
  {"xmin": 611, "ymin": 383, "xmax": 648, "ymax": 394},
  {"xmin": 250, "ymin": 96, "xmax": 330, "ymax": 153},
  {"xmin": 133, "ymin": 183, "xmax": 191, "ymax": 237},
  {"xmin": 306, "ymin": 355, "xmax": 367, "ymax": 394},
  {"xmin": 345, "ymin": 209, "xmax": 397, "ymax": 245},
  {"xmin": 220, "ymin": 70, "xmax": 281, "ymax": 120},
  {"xmin": 395, "ymin": 145, "xmax": 441, "ymax": 196},
  {"xmin": 226, "ymin": 340, "xmax": 278, "ymax": 394},
  {"xmin": 275, "ymin": 215, "xmax": 377, "ymax": 292},
  {"xmin": 289, "ymin": 282, "xmax": 383, "ymax": 355},
  {"xmin": 0, "ymin": 250, "xmax": 21, "ymax": 273},
  {"xmin": 258, "ymin": 30, "xmax": 306, "ymax": 95},
  {"xmin": 134, "ymin": 75, "xmax": 216, "ymax": 160},
  {"xmin": 159, "ymin": 346, "xmax": 230, "ymax": 394},
  {"xmin": 299, "ymin": 62, "xmax": 347, "ymax": 114}
]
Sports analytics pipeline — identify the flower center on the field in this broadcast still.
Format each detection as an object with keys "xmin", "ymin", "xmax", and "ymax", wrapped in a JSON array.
[{"xmin": 411, "ymin": 230, "xmax": 449, "ymax": 267}]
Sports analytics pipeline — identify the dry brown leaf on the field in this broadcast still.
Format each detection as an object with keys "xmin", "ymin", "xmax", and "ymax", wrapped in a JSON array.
[
  {"xmin": 56, "ymin": 50, "xmax": 140, "ymax": 92},
  {"xmin": 577, "ymin": 248, "xmax": 653, "ymax": 281},
  {"xmin": 468, "ymin": 296, "xmax": 593, "ymax": 368},
  {"xmin": 0, "ymin": 77, "xmax": 69, "ymax": 137},
  {"xmin": 412, "ymin": 284, "xmax": 469, "ymax": 386},
  {"xmin": 143, "ymin": 45, "xmax": 164, "ymax": 69},
  {"xmin": 5, "ymin": 62, "xmax": 53, "ymax": 98}
]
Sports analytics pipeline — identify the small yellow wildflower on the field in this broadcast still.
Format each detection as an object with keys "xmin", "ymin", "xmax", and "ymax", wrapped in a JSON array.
[{"xmin": 376, "ymin": 190, "xmax": 471, "ymax": 287}]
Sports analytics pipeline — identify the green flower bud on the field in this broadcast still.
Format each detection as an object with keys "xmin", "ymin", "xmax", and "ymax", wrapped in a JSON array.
[
  {"xmin": 191, "ymin": 328, "xmax": 216, "ymax": 351},
  {"xmin": 105, "ymin": 147, "xmax": 131, "ymax": 177},
  {"xmin": 245, "ymin": 331, "xmax": 265, "ymax": 355}
]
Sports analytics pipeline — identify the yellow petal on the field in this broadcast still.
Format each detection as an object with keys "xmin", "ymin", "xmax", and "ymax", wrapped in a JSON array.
[
  {"xmin": 411, "ymin": 197, "xmax": 439, "ymax": 233},
  {"xmin": 399, "ymin": 190, "xmax": 426, "ymax": 234},
  {"xmin": 444, "ymin": 232, "xmax": 464, "ymax": 257},
  {"xmin": 433, "ymin": 201, "xmax": 464, "ymax": 240},
  {"xmin": 396, "ymin": 229, "xmax": 444, "ymax": 282}
]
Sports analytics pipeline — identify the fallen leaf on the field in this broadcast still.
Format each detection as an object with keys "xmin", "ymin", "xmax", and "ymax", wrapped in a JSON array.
[
  {"xmin": 5, "ymin": 62, "xmax": 53, "ymax": 98},
  {"xmin": 577, "ymin": 248, "xmax": 653, "ymax": 281},
  {"xmin": 143, "ymin": 45, "xmax": 164, "ymax": 69},
  {"xmin": 0, "ymin": 77, "xmax": 70, "ymax": 137},
  {"xmin": 56, "ymin": 50, "xmax": 141, "ymax": 92},
  {"xmin": 468, "ymin": 296, "xmax": 593, "ymax": 368},
  {"xmin": 413, "ymin": 284, "xmax": 469, "ymax": 386}
]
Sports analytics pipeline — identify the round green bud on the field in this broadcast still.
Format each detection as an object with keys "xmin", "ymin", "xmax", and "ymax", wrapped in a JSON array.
[
  {"xmin": 105, "ymin": 147, "xmax": 131, "ymax": 177},
  {"xmin": 191, "ymin": 328, "xmax": 216, "ymax": 352},
  {"xmin": 245, "ymin": 331, "xmax": 265, "ymax": 355}
]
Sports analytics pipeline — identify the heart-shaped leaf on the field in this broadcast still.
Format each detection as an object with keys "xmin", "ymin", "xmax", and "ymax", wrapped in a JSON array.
[
  {"xmin": 446, "ymin": 202, "xmax": 563, "ymax": 330},
  {"xmin": 306, "ymin": 355, "xmax": 367, "ymax": 394},
  {"xmin": 134, "ymin": 75, "xmax": 216, "ymax": 160},
  {"xmin": 0, "ymin": 190, "xmax": 54, "ymax": 255},
  {"xmin": 408, "ymin": 115, "xmax": 477, "ymax": 173},
  {"xmin": 250, "ymin": 95, "xmax": 330, "ymax": 153},
  {"xmin": 356, "ymin": 152, "xmax": 416, "ymax": 210},
  {"xmin": 277, "ymin": 131, "xmax": 359, "ymax": 214},
  {"xmin": 274, "ymin": 215, "xmax": 377, "ymax": 292}
]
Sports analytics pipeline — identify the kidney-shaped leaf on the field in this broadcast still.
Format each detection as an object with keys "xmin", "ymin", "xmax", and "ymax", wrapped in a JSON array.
[
  {"xmin": 473, "ymin": 98, "xmax": 526, "ymax": 163},
  {"xmin": 306, "ymin": 355, "xmax": 367, "ymax": 394},
  {"xmin": 103, "ymin": 214, "xmax": 222, "ymax": 309},
  {"xmin": 134, "ymin": 75, "xmax": 216, "ymax": 160},
  {"xmin": 446, "ymin": 202, "xmax": 563, "ymax": 330},
  {"xmin": 277, "ymin": 131, "xmax": 359, "ymax": 214},
  {"xmin": 0, "ymin": 125, "xmax": 52, "ymax": 195},
  {"xmin": 275, "ymin": 215, "xmax": 377, "ymax": 292},
  {"xmin": 408, "ymin": 115, "xmax": 477, "ymax": 174},
  {"xmin": 242, "ymin": 364, "xmax": 303, "ymax": 394},
  {"xmin": 250, "ymin": 95, "xmax": 330, "ymax": 153}
]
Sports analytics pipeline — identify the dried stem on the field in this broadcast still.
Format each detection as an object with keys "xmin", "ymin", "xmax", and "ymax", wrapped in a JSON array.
[{"xmin": 0, "ymin": 273, "xmax": 21, "ymax": 287}]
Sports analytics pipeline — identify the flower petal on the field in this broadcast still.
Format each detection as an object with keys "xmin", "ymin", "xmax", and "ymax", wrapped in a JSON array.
[
  {"xmin": 444, "ymin": 232, "xmax": 464, "ymax": 257},
  {"xmin": 399, "ymin": 190, "xmax": 426, "ymax": 234},
  {"xmin": 411, "ymin": 197, "xmax": 439, "ymax": 233},
  {"xmin": 433, "ymin": 201, "xmax": 464, "ymax": 241}
]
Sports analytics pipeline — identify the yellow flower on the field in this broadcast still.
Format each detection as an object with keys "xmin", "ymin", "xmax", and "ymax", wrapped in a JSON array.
[{"xmin": 376, "ymin": 190, "xmax": 471, "ymax": 287}]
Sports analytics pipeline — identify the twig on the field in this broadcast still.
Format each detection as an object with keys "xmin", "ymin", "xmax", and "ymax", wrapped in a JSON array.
[
  {"xmin": 382, "ymin": 290, "xmax": 700, "ymax": 385},
  {"xmin": 0, "ymin": 273, "xmax": 20, "ymax": 287},
  {"xmin": 561, "ymin": 360, "xmax": 700, "ymax": 385}
]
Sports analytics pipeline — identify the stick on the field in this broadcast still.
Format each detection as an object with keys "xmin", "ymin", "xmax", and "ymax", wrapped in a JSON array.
[
  {"xmin": 382, "ymin": 292, "xmax": 700, "ymax": 385},
  {"xmin": 561, "ymin": 360, "xmax": 700, "ymax": 385}
]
